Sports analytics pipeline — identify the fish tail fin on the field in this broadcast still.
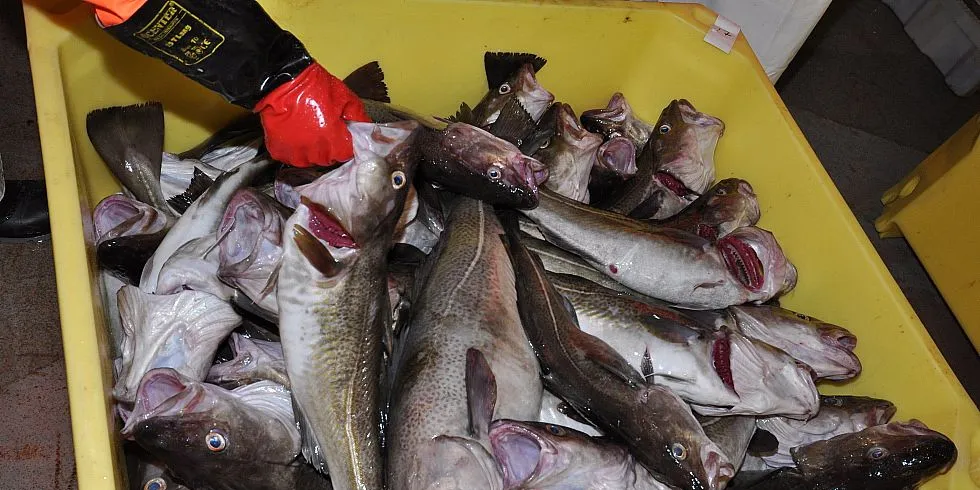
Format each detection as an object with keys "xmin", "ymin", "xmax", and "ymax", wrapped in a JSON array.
[
  {"xmin": 86, "ymin": 102, "xmax": 165, "ymax": 178},
  {"xmin": 484, "ymin": 52, "xmax": 547, "ymax": 89},
  {"xmin": 465, "ymin": 348, "xmax": 497, "ymax": 439},
  {"xmin": 487, "ymin": 97, "xmax": 536, "ymax": 147},
  {"xmin": 292, "ymin": 224, "xmax": 342, "ymax": 277},
  {"xmin": 343, "ymin": 61, "xmax": 390, "ymax": 103},
  {"xmin": 167, "ymin": 167, "xmax": 214, "ymax": 214}
]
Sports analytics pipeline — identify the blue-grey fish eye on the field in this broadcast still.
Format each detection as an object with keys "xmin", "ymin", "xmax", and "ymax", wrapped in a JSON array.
[
  {"xmin": 144, "ymin": 478, "xmax": 167, "ymax": 490},
  {"xmin": 659, "ymin": 124, "xmax": 671, "ymax": 134},
  {"xmin": 671, "ymin": 442, "xmax": 688, "ymax": 460},
  {"xmin": 391, "ymin": 171, "xmax": 407, "ymax": 189},
  {"xmin": 867, "ymin": 447, "xmax": 888, "ymax": 460},
  {"xmin": 205, "ymin": 429, "xmax": 228, "ymax": 452},
  {"xmin": 498, "ymin": 83, "xmax": 513, "ymax": 95}
]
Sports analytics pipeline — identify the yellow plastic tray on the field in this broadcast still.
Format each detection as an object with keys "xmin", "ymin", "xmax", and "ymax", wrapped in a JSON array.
[
  {"xmin": 876, "ymin": 114, "xmax": 980, "ymax": 352},
  {"xmin": 23, "ymin": 0, "xmax": 979, "ymax": 488}
]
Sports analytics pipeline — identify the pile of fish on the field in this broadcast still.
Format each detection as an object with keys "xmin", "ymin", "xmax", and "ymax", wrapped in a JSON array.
[{"xmin": 88, "ymin": 55, "xmax": 957, "ymax": 490}]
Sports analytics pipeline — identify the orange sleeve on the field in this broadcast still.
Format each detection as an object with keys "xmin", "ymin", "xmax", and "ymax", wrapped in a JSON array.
[{"xmin": 84, "ymin": 0, "xmax": 147, "ymax": 27}]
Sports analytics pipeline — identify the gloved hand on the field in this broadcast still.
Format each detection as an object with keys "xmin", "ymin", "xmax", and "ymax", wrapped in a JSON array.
[{"xmin": 83, "ymin": 0, "xmax": 368, "ymax": 167}]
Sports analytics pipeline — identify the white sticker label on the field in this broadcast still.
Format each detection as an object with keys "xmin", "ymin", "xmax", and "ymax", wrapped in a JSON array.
[{"xmin": 704, "ymin": 15, "xmax": 740, "ymax": 54}]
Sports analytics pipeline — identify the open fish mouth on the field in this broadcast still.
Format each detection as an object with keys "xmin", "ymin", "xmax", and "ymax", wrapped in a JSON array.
[
  {"xmin": 717, "ymin": 234, "xmax": 764, "ymax": 291},
  {"xmin": 596, "ymin": 137, "xmax": 637, "ymax": 176},
  {"xmin": 122, "ymin": 369, "xmax": 207, "ymax": 435},
  {"xmin": 581, "ymin": 92, "xmax": 629, "ymax": 136},
  {"xmin": 711, "ymin": 331, "xmax": 737, "ymax": 394},
  {"xmin": 655, "ymin": 171, "xmax": 695, "ymax": 197},
  {"xmin": 489, "ymin": 421, "xmax": 551, "ymax": 488},
  {"xmin": 515, "ymin": 155, "xmax": 550, "ymax": 191},
  {"xmin": 702, "ymin": 446, "xmax": 736, "ymax": 489},
  {"xmin": 302, "ymin": 197, "xmax": 357, "ymax": 249},
  {"xmin": 515, "ymin": 64, "xmax": 555, "ymax": 122}
]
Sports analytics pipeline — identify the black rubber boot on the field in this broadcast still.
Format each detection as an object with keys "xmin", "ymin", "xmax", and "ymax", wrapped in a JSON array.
[{"xmin": 0, "ymin": 179, "xmax": 51, "ymax": 242}]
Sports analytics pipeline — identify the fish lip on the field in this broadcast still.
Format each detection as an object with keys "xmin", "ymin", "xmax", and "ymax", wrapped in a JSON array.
[
  {"xmin": 121, "ymin": 368, "xmax": 203, "ymax": 436},
  {"xmin": 702, "ymin": 448, "xmax": 736, "ymax": 490},
  {"xmin": 555, "ymin": 103, "xmax": 595, "ymax": 143},
  {"xmin": 717, "ymin": 234, "xmax": 765, "ymax": 291},
  {"xmin": 582, "ymin": 92, "xmax": 629, "ymax": 125},
  {"xmin": 489, "ymin": 421, "xmax": 550, "ymax": 488},
  {"xmin": 596, "ymin": 137, "xmax": 638, "ymax": 176},
  {"xmin": 301, "ymin": 197, "xmax": 357, "ymax": 249},
  {"xmin": 515, "ymin": 64, "xmax": 555, "ymax": 121},
  {"xmin": 725, "ymin": 227, "xmax": 798, "ymax": 297},
  {"xmin": 515, "ymin": 155, "xmax": 549, "ymax": 190}
]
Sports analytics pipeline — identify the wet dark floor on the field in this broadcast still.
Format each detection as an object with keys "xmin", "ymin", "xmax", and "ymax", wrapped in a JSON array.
[{"xmin": 0, "ymin": 0, "xmax": 977, "ymax": 488}]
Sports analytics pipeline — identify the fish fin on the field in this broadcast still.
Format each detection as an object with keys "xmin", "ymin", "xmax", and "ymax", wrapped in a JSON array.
[
  {"xmin": 641, "ymin": 347, "xmax": 656, "ymax": 380},
  {"xmin": 484, "ymin": 52, "xmax": 547, "ymax": 89},
  {"xmin": 166, "ymin": 167, "xmax": 214, "ymax": 214},
  {"xmin": 747, "ymin": 429, "xmax": 779, "ymax": 456},
  {"xmin": 86, "ymin": 102, "xmax": 165, "ymax": 192},
  {"xmin": 577, "ymin": 333, "xmax": 646, "ymax": 388},
  {"xmin": 292, "ymin": 225, "xmax": 343, "ymax": 277},
  {"xmin": 558, "ymin": 293, "xmax": 580, "ymax": 328},
  {"xmin": 446, "ymin": 102, "xmax": 476, "ymax": 125},
  {"xmin": 257, "ymin": 260, "xmax": 281, "ymax": 300},
  {"xmin": 178, "ymin": 114, "xmax": 262, "ymax": 160},
  {"xmin": 487, "ymin": 97, "xmax": 536, "ymax": 146},
  {"xmin": 343, "ymin": 61, "xmax": 391, "ymax": 103},
  {"xmin": 465, "ymin": 348, "xmax": 497, "ymax": 438},
  {"xmin": 292, "ymin": 395, "xmax": 330, "ymax": 474}
]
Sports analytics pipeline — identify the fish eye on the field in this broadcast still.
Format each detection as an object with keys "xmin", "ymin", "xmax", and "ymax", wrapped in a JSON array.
[
  {"xmin": 498, "ymin": 83, "xmax": 513, "ymax": 95},
  {"xmin": 391, "ymin": 171, "xmax": 407, "ymax": 189},
  {"xmin": 659, "ymin": 124, "xmax": 672, "ymax": 134},
  {"xmin": 716, "ymin": 187, "xmax": 728, "ymax": 196},
  {"xmin": 670, "ymin": 442, "xmax": 688, "ymax": 461},
  {"xmin": 487, "ymin": 165, "xmax": 503, "ymax": 180},
  {"xmin": 143, "ymin": 478, "xmax": 167, "ymax": 490},
  {"xmin": 546, "ymin": 424, "xmax": 567, "ymax": 436},
  {"xmin": 539, "ymin": 139, "xmax": 550, "ymax": 149},
  {"xmin": 205, "ymin": 429, "xmax": 228, "ymax": 452},
  {"xmin": 866, "ymin": 447, "xmax": 889, "ymax": 460}
]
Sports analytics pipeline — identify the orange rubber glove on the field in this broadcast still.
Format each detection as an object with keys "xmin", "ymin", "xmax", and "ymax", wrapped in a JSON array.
[{"xmin": 83, "ymin": 0, "xmax": 369, "ymax": 167}]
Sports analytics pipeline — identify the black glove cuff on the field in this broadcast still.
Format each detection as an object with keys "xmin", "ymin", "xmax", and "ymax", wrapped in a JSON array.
[{"xmin": 104, "ymin": 0, "xmax": 313, "ymax": 108}]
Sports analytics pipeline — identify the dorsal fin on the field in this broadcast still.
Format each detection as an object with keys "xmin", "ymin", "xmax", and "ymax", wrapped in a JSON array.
[
  {"xmin": 166, "ymin": 167, "xmax": 214, "ymax": 214},
  {"xmin": 344, "ymin": 61, "xmax": 391, "ymax": 103},
  {"xmin": 487, "ymin": 97, "xmax": 536, "ymax": 147},
  {"xmin": 484, "ymin": 52, "xmax": 547, "ymax": 89},
  {"xmin": 465, "ymin": 348, "xmax": 497, "ymax": 438},
  {"xmin": 446, "ymin": 102, "xmax": 476, "ymax": 125}
]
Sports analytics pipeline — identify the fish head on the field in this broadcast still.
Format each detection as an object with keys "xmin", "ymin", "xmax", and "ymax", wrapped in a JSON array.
[
  {"xmin": 490, "ymin": 419, "xmax": 634, "ymax": 489},
  {"xmin": 581, "ymin": 92, "xmax": 635, "ymax": 139},
  {"xmin": 207, "ymin": 333, "xmax": 286, "ymax": 389},
  {"xmin": 820, "ymin": 395, "xmax": 897, "ymax": 427},
  {"xmin": 731, "ymin": 305, "xmax": 861, "ymax": 380},
  {"xmin": 94, "ymin": 194, "xmax": 172, "ymax": 243},
  {"xmin": 638, "ymin": 384, "xmax": 736, "ymax": 490},
  {"xmin": 716, "ymin": 226, "xmax": 797, "ymax": 300},
  {"xmin": 476, "ymin": 63, "xmax": 554, "ymax": 126},
  {"xmin": 297, "ymin": 120, "xmax": 420, "ymax": 244},
  {"xmin": 127, "ymin": 369, "xmax": 300, "ymax": 486},
  {"xmin": 274, "ymin": 166, "xmax": 327, "ymax": 209},
  {"xmin": 533, "ymin": 103, "xmax": 603, "ymax": 202},
  {"xmin": 695, "ymin": 179, "xmax": 761, "ymax": 239},
  {"xmin": 217, "ymin": 188, "xmax": 287, "ymax": 287},
  {"xmin": 652, "ymin": 99, "xmax": 724, "ymax": 195},
  {"xmin": 792, "ymin": 421, "xmax": 957, "ymax": 488},
  {"xmin": 594, "ymin": 137, "xmax": 638, "ymax": 179},
  {"xmin": 436, "ymin": 123, "xmax": 548, "ymax": 208},
  {"xmin": 719, "ymin": 333, "xmax": 821, "ymax": 419}
]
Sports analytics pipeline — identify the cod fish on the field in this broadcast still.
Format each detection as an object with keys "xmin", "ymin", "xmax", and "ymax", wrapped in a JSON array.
[
  {"xmin": 278, "ymin": 121, "xmax": 419, "ymax": 490},
  {"xmin": 729, "ymin": 305, "xmax": 861, "ymax": 381},
  {"xmin": 755, "ymin": 395, "xmax": 896, "ymax": 468},
  {"xmin": 94, "ymin": 194, "xmax": 173, "ymax": 243},
  {"xmin": 581, "ymin": 92, "xmax": 656, "ymax": 151},
  {"xmin": 419, "ymin": 122, "xmax": 548, "ymax": 209},
  {"xmin": 140, "ymin": 155, "xmax": 275, "ymax": 293},
  {"xmin": 123, "ymin": 369, "xmax": 329, "ymax": 490},
  {"xmin": 503, "ymin": 222, "xmax": 734, "ymax": 490},
  {"xmin": 274, "ymin": 166, "xmax": 328, "ymax": 210},
  {"xmin": 525, "ymin": 188, "xmax": 798, "ymax": 309},
  {"xmin": 472, "ymin": 52, "xmax": 554, "ymax": 126},
  {"xmin": 532, "ymin": 103, "xmax": 602, "ymax": 203},
  {"xmin": 87, "ymin": 102, "xmax": 172, "ymax": 214},
  {"xmin": 207, "ymin": 333, "xmax": 289, "ymax": 389},
  {"xmin": 490, "ymin": 420, "xmax": 671, "ymax": 490},
  {"xmin": 548, "ymin": 272, "xmax": 740, "ymax": 407},
  {"xmin": 113, "ymin": 286, "xmax": 241, "ymax": 402},
  {"xmin": 389, "ymin": 198, "xmax": 542, "ymax": 490},
  {"xmin": 155, "ymin": 236, "xmax": 234, "ymax": 300},
  {"xmin": 217, "ymin": 188, "xmax": 290, "ymax": 315},
  {"xmin": 743, "ymin": 421, "xmax": 956, "ymax": 489},
  {"xmin": 590, "ymin": 136, "xmax": 639, "ymax": 204},
  {"xmin": 603, "ymin": 99, "xmax": 724, "ymax": 219},
  {"xmin": 655, "ymin": 179, "xmax": 761, "ymax": 241}
]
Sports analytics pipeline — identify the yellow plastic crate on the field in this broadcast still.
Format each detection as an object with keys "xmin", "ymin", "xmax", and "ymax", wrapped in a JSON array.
[
  {"xmin": 22, "ymin": 0, "xmax": 979, "ymax": 488},
  {"xmin": 876, "ymin": 114, "xmax": 980, "ymax": 353}
]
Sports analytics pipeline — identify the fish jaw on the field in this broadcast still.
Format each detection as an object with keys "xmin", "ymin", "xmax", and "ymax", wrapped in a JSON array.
[
  {"xmin": 538, "ymin": 104, "xmax": 603, "ymax": 203},
  {"xmin": 596, "ymin": 137, "xmax": 639, "ymax": 177},
  {"xmin": 155, "ymin": 236, "xmax": 235, "ymax": 300},
  {"xmin": 217, "ymin": 188, "xmax": 287, "ymax": 308},
  {"xmin": 94, "ymin": 194, "xmax": 172, "ymax": 242},
  {"xmin": 654, "ymin": 99, "xmax": 724, "ymax": 195},
  {"xmin": 717, "ymin": 226, "xmax": 797, "ymax": 301},
  {"xmin": 514, "ymin": 64, "xmax": 555, "ymax": 122},
  {"xmin": 113, "ymin": 287, "xmax": 241, "ymax": 403},
  {"xmin": 581, "ymin": 92, "xmax": 634, "ymax": 139},
  {"xmin": 207, "ymin": 333, "xmax": 289, "ymax": 389}
]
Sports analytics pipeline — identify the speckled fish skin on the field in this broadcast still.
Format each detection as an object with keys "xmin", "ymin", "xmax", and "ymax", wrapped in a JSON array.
[
  {"xmin": 277, "ymin": 121, "xmax": 420, "ymax": 490},
  {"xmin": 489, "ymin": 419, "xmax": 671, "ymax": 490},
  {"xmin": 504, "ymin": 225, "xmax": 735, "ymax": 490},
  {"xmin": 654, "ymin": 178, "xmax": 761, "ymax": 241},
  {"xmin": 521, "ymin": 232, "xmax": 631, "ymax": 293},
  {"xmin": 388, "ymin": 198, "xmax": 541, "ymax": 490},
  {"xmin": 524, "ymin": 188, "xmax": 796, "ymax": 310}
]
